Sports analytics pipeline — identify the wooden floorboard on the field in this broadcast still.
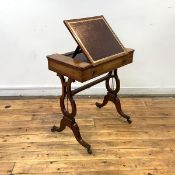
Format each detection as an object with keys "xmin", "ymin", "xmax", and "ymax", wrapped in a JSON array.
[{"xmin": 0, "ymin": 97, "xmax": 174, "ymax": 175}]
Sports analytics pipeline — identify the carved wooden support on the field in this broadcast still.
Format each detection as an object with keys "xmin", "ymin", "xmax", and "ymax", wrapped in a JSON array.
[
  {"xmin": 96, "ymin": 69, "xmax": 132, "ymax": 124},
  {"xmin": 51, "ymin": 69, "xmax": 132, "ymax": 154},
  {"xmin": 51, "ymin": 74, "xmax": 92, "ymax": 154}
]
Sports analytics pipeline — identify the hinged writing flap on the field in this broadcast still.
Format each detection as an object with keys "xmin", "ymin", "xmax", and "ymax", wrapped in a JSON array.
[{"xmin": 64, "ymin": 15, "xmax": 128, "ymax": 66}]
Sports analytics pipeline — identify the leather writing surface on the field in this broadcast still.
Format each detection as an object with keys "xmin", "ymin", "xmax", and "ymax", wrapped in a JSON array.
[{"xmin": 64, "ymin": 16, "xmax": 128, "ymax": 66}]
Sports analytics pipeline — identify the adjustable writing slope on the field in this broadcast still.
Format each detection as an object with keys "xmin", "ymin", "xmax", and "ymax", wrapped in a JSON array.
[
  {"xmin": 64, "ymin": 15, "xmax": 128, "ymax": 66},
  {"xmin": 47, "ymin": 15, "xmax": 134, "ymax": 154}
]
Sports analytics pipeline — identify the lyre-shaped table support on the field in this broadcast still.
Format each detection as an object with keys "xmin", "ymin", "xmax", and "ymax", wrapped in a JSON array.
[
  {"xmin": 96, "ymin": 70, "xmax": 132, "ymax": 124},
  {"xmin": 51, "ymin": 69, "xmax": 132, "ymax": 154},
  {"xmin": 51, "ymin": 74, "xmax": 92, "ymax": 154}
]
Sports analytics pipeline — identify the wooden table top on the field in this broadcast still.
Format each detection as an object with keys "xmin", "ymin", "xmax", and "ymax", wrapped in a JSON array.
[{"xmin": 47, "ymin": 48, "xmax": 134, "ymax": 82}]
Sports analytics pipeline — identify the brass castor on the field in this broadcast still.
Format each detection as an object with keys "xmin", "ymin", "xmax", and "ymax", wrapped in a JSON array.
[
  {"xmin": 51, "ymin": 125, "xmax": 58, "ymax": 132},
  {"xmin": 127, "ymin": 118, "xmax": 132, "ymax": 124},
  {"xmin": 87, "ymin": 147, "xmax": 92, "ymax": 154}
]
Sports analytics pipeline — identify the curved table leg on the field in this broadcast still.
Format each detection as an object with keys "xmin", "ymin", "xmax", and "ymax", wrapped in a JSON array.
[
  {"xmin": 114, "ymin": 97, "xmax": 132, "ymax": 124},
  {"xmin": 51, "ymin": 75, "xmax": 92, "ymax": 154},
  {"xmin": 71, "ymin": 122, "xmax": 92, "ymax": 154},
  {"xmin": 96, "ymin": 95, "xmax": 109, "ymax": 108},
  {"xmin": 96, "ymin": 70, "xmax": 132, "ymax": 124},
  {"xmin": 51, "ymin": 117, "xmax": 92, "ymax": 154},
  {"xmin": 51, "ymin": 118, "xmax": 66, "ymax": 132}
]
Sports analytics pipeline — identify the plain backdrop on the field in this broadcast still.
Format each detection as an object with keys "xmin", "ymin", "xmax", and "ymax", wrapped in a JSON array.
[{"xmin": 0, "ymin": 0, "xmax": 175, "ymax": 96}]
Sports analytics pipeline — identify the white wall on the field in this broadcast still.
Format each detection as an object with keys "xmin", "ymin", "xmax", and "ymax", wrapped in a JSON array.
[{"xmin": 0, "ymin": 0, "xmax": 175, "ymax": 96}]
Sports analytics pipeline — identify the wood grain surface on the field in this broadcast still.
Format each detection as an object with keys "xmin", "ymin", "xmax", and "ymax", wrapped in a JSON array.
[
  {"xmin": 0, "ymin": 97, "xmax": 174, "ymax": 175},
  {"xmin": 47, "ymin": 48, "xmax": 134, "ymax": 82}
]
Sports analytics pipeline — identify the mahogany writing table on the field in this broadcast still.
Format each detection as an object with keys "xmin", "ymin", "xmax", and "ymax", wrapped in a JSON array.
[{"xmin": 47, "ymin": 16, "xmax": 134, "ymax": 154}]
